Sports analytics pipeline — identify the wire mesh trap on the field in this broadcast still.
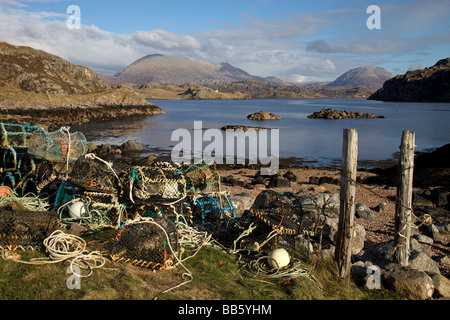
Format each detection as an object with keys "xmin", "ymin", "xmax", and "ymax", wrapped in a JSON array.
[
  {"xmin": 107, "ymin": 217, "xmax": 179, "ymax": 270},
  {"xmin": 120, "ymin": 165, "xmax": 187, "ymax": 204},
  {"xmin": 0, "ymin": 209, "xmax": 59, "ymax": 251},
  {"xmin": 189, "ymin": 192, "xmax": 236, "ymax": 225},
  {"xmin": 0, "ymin": 123, "xmax": 44, "ymax": 149},
  {"xmin": 28, "ymin": 128, "xmax": 87, "ymax": 165},
  {"xmin": 70, "ymin": 154, "xmax": 120, "ymax": 194},
  {"xmin": 178, "ymin": 159, "xmax": 221, "ymax": 195}
]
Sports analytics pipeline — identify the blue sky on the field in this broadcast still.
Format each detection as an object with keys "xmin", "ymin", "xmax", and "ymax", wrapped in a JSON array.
[{"xmin": 0, "ymin": 0, "xmax": 449, "ymax": 82}]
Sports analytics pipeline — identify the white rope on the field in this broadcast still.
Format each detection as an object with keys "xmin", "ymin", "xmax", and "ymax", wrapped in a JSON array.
[
  {"xmin": 84, "ymin": 153, "xmax": 119, "ymax": 181},
  {"xmin": 9, "ymin": 230, "xmax": 106, "ymax": 278},
  {"xmin": 0, "ymin": 186, "xmax": 50, "ymax": 211}
]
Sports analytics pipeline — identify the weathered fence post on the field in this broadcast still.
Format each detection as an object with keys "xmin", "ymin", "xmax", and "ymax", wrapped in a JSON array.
[
  {"xmin": 335, "ymin": 128, "xmax": 358, "ymax": 280},
  {"xmin": 394, "ymin": 130, "xmax": 415, "ymax": 266}
]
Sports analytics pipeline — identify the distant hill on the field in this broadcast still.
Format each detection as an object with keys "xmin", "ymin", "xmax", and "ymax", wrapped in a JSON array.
[
  {"xmin": 0, "ymin": 41, "xmax": 109, "ymax": 95},
  {"xmin": 369, "ymin": 58, "xmax": 450, "ymax": 102},
  {"xmin": 106, "ymin": 54, "xmax": 261, "ymax": 85},
  {"xmin": 327, "ymin": 66, "xmax": 393, "ymax": 90}
]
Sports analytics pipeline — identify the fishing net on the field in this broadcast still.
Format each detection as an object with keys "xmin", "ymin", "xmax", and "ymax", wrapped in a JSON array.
[
  {"xmin": 107, "ymin": 217, "xmax": 179, "ymax": 270},
  {"xmin": 28, "ymin": 128, "xmax": 87, "ymax": 165},
  {"xmin": 70, "ymin": 154, "xmax": 120, "ymax": 194},
  {"xmin": 0, "ymin": 209, "xmax": 59, "ymax": 251},
  {"xmin": 0, "ymin": 123, "xmax": 44, "ymax": 149},
  {"xmin": 179, "ymin": 159, "xmax": 221, "ymax": 194},
  {"xmin": 138, "ymin": 201, "xmax": 193, "ymax": 223},
  {"xmin": 120, "ymin": 164, "xmax": 187, "ymax": 204},
  {"xmin": 190, "ymin": 192, "xmax": 236, "ymax": 225}
]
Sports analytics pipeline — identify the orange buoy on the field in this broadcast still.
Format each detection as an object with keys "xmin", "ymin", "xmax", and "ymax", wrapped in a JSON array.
[{"xmin": 0, "ymin": 186, "xmax": 12, "ymax": 197}]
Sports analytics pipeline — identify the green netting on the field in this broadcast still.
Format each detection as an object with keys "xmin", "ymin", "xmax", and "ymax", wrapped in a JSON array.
[
  {"xmin": 0, "ymin": 123, "xmax": 44, "ymax": 149},
  {"xmin": 28, "ymin": 128, "xmax": 87, "ymax": 164}
]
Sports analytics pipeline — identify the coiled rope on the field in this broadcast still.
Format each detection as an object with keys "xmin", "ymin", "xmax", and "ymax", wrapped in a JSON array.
[{"xmin": 9, "ymin": 230, "xmax": 106, "ymax": 278}]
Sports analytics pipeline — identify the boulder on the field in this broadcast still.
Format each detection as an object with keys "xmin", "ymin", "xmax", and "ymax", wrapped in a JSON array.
[
  {"xmin": 247, "ymin": 111, "xmax": 281, "ymax": 121},
  {"xmin": 427, "ymin": 272, "xmax": 450, "ymax": 298},
  {"xmin": 323, "ymin": 193, "xmax": 340, "ymax": 217},
  {"xmin": 229, "ymin": 193, "xmax": 255, "ymax": 218},
  {"xmin": 283, "ymin": 171, "xmax": 297, "ymax": 182},
  {"xmin": 355, "ymin": 203, "xmax": 375, "ymax": 221},
  {"xmin": 409, "ymin": 251, "xmax": 441, "ymax": 274},
  {"xmin": 413, "ymin": 193, "xmax": 436, "ymax": 208},
  {"xmin": 267, "ymin": 175, "xmax": 291, "ymax": 188},
  {"xmin": 120, "ymin": 140, "xmax": 143, "ymax": 153},
  {"xmin": 322, "ymin": 217, "xmax": 365, "ymax": 255},
  {"xmin": 382, "ymin": 263, "xmax": 434, "ymax": 300}
]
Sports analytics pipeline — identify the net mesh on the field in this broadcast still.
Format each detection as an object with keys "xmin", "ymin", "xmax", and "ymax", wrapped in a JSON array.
[
  {"xmin": 190, "ymin": 192, "xmax": 236, "ymax": 225},
  {"xmin": 107, "ymin": 217, "xmax": 179, "ymax": 270},
  {"xmin": 0, "ymin": 123, "xmax": 44, "ymax": 149},
  {"xmin": 70, "ymin": 155, "xmax": 120, "ymax": 194},
  {"xmin": 0, "ymin": 209, "xmax": 59, "ymax": 251},
  {"xmin": 120, "ymin": 164, "xmax": 187, "ymax": 204},
  {"xmin": 180, "ymin": 159, "xmax": 221, "ymax": 194},
  {"xmin": 28, "ymin": 129, "xmax": 87, "ymax": 164}
]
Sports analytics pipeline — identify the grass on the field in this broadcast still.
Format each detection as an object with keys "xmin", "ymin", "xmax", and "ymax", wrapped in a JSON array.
[{"xmin": 0, "ymin": 243, "xmax": 404, "ymax": 301}]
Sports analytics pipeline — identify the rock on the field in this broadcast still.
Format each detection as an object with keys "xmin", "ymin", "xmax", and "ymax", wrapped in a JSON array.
[
  {"xmin": 360, "ymin": 241, "xmax": 394, "ymax": 268},
  {"xmin": 120, "ymin": 140, "xmax": 143, "ymax": 153},
  {"xmin": 283, "ymin": 171, "xmax": 297, "ymax": 182},
  {"xmin": 355, "ymin": 203, "xmax": 375, "ymax": 221},
  {"xmin": 413, "ymin": 234, "xmax": 434, "ymax": 245},
  {"xmin": 247, "ymin": 111, "xmax": 281, "ymax": 121},
  {"xmin": 413, "ymin": 193, "xmax": 436, "ymax": 208},
  {"xmin": 382, "ymin": 263, "xmax": 434, "ymax": 300},
  {"xmin": 323, "ymin": 193, "xmax": 340, "ymax": 217},
  {"xmin": 322, "ymin": 217, "xmax": 365, "ymax": 255},
  {"xmin": 409, "ymin": 251, "xmax": 441, "ymax": 274},
  {"xmin": 318, "ymin": 176, "xmax": 339, "ymax": 185},
  {"xmin": 87, "ymin": 142, "xmax": 97, "ymax": 153},
  {"xmin": 369, "ymin": 58, "xmax": 450, "ymax": 102},
  {"xmin": 429, "ymin": 223, "xmax": 450, "ymax": 243},
  {"xmin": 351, "ymin": 260, "xmax": 375, "ymax": 281},
  {"xmin": 309, "ymin": 176, "xmax": 320, "ymax": 184},
  {"xmin": 427, "ymin": 272, "xmax": 450, "ymax": 298},
  {"xmin": 267, "ymin": 175, "xmax": 292, "ymax": 188},
  {"xmin": 307, "ymin": 108, "xmax": 384, "ymax": 120},
  {"xmin": 221, "ymin": 125, "xmax": 270, "ymax": 131},
  {"xmin": 435, "ymin": 191, "xmax": 449, "ymax": 207},
  {"xmin": 295, "ymin": 234, "xmax": 314, "ymax": 253},
  {"xmin": 229, "ymin": 193, "xmax": 255, "ymax": 218}
]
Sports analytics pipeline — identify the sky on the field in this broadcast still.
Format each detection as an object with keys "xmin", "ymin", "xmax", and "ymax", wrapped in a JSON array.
[{"xmin": 0, "ymin": 0, "xmax": 449, "ymax": 82}]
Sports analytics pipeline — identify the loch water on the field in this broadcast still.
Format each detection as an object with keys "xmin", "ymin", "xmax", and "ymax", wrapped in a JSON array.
[{"xmin": 73, "ymin": 99, "xmax": 450, "ymax": 169}]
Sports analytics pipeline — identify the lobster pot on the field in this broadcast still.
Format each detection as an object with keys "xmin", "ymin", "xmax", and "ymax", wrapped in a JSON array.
[
  {"xmin": 2, "ymin": 147, "xmax": 28, "ymax": 172},
  {"xmin": 139, "ymin": 201, "xmax": 193, "ymax": 222},
  {"xmin": 121, "ymin": 166, "xmax": 187, "ymax": 204},
  {"xmin": 18, "ymin": 153, "xmax": 36, "ymax": 178},
  {"xmin": 0, "ymin": 209, "xmax": 59, "ymax": 251},
  {"xmin": 28, "ymin": 130, "xmax": 87, "ymax": 164},
  {"xmin": 0, "ymin": 123, "xmax": 44, "ymax": 149},
  {"xmin": 21, "ymin": 177, "xmax": 38, "ymax": 197},
  {"xmin": 180, "ymin": 159, "xmax": 221, "ymax": 194},
  {"xmin": 70, "ymin": 155, "xmax": 120, "ymax": 194},
  {"xmin": 192, "ymin": 193, "xmax": 236, "ymax": 225},
  {"xmin": 84, "ymin": 192, "xmax": 127, "ymax": 229},
  {"xmin": 108, "ymin": 218, "xmax": 179, "ymax": 270},
  {"xmin": 2, "ymin": 172, "xmax": 20, "ymax": 192}
]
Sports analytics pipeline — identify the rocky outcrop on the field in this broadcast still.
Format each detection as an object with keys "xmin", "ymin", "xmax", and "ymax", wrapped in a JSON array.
[
  {"xmin": 247, "ymin": 111, "xmax": 281, "ymax": 121},
  {"xmin": 221, "ymin": 125, "xmax": 270, "ymax": 131},
  {"xmin": 369, "ymin": 58, "xmax": 450, "ymax": 102},
  {"xmin": 0, "ymin": 41, "xmax": 109, "ymax": 95},
  {"xmin": 307, "ymin": 108, "xmax": 384, "ymax": 120}
]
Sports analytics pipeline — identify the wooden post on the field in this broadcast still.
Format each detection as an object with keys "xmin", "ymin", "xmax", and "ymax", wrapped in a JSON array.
[
  {"xmin": 335, "ymin": 128, "xmax": 358, "ymax": 280},
  {"xmin": 394, "ymin": 130, "xmax": 415, "ymax": 266}
]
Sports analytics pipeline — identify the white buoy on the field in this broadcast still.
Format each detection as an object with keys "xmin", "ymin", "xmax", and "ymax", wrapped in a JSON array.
[
  {"xmin": 68, "ymin": 202, "xmax": 87, "ymax": 219},
  {"xmin": 267, "ymin": 248, "xmax": 290, "ymax": 269}
]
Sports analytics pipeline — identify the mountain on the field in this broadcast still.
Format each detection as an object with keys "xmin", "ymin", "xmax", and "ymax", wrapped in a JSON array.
[
  {"xmin": 327, "ymin": 66, "xmax": 393, "ymax": 90},
  {"xmin": 0, "ymin": 41, "xmax": 109, "ymax": 95},
  {"xmin": 108, "ymin": 54, "xmax": 260, "ymax": 85},
  {"xmin": 369, "ymin": 58, "xmax": 450, "ymax": 102}
]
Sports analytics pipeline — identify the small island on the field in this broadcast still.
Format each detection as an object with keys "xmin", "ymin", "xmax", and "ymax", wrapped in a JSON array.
[
  {"xmin": 221, "ymin": 125, "xmax": 270, "ymax": 131},
  {"xmin": 307, "ymin": 108, "xmax": 385, "ymax": 120},
  {"xmin": 247, "ymin": 111, "xmax": 281, "ymax": 120}
]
